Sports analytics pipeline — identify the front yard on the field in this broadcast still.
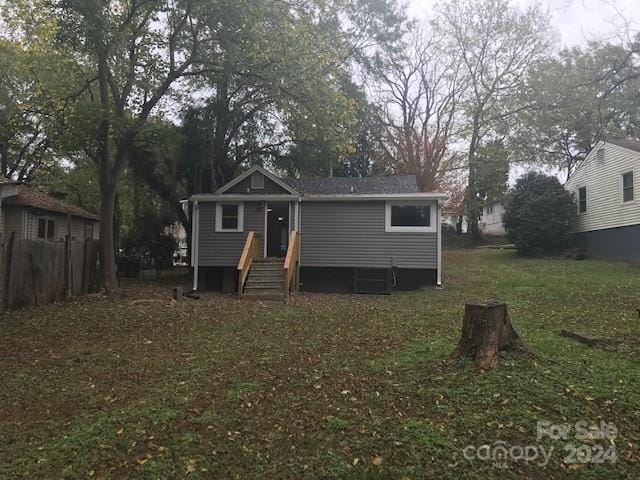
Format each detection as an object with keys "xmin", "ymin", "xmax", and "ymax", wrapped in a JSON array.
[{"xmin": 1, "ymin": 250, "xmax": 639, "ymax": 479}]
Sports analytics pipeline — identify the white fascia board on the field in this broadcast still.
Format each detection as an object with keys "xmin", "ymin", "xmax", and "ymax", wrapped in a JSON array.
[
  {"xmin": 213, "ymin": 165, "xmax": 299, "ymax": 195},
  {"xmin": 190, "ymin": 192, "xmax": 449, "ymax": 202},
  {"xmin": 190, "ymin": 194, "xmax": 300, "ymax": 202}
]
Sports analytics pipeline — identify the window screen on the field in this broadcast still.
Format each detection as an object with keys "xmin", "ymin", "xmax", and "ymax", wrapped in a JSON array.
[
  {"xmin": 390, "ymin": 205, "xmax": 430, "ymax": 227},
  {"xmin": 578, "ymin": 187, "xmax": 587, "ymax": 213},
  {"xmin": 622, "ymin": 172, "xmax": 634, "ymax": 202},
  {"xmin": 38, "ymin": 219, "xmax": 55, "ymax": 240},
  {"xmin": 221, "ymin": 204, "xmax": 239, "ymax": 230},
  {"xmin": 38, "ymin": 219, "xmax": 46, "ymax": 239}
]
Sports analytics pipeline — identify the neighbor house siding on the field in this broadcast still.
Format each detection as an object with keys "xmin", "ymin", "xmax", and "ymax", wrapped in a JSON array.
[
  {"xmin": 225, "ymin": 175, "xmax": 291, "ymax": 195},
  {"xmin": 566, "ymin": 142, "xmax": 640, "ymax": 233},
  {"xmin": 198, "ymin": 201, "xmax": 265, "ymax": 266},
  {"xmin": 3, "ymin": 205, "xmax": 24, "ymax": 239},
  {"xmin": 479, "ymin": 203, "xmax": 506, "ymax": 236},
  {"xmin": 299, "ymin": 201, "xmax": 437, "ymax": 269},
  {"xmin": 21, "ymin": 209, "xmax": 99, "ymax": 241}
]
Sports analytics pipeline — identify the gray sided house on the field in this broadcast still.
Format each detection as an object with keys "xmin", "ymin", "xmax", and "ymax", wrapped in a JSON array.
[
  {"xmin": 565, "ymin": 139, "xmax": 640, "ymax": 262},
  {"xmin": 190, "ymin": 166, "xmax": 447, "ymax": 297}
]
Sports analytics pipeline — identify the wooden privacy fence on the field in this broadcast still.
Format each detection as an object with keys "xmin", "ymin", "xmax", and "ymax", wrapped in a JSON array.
[{"xmin": 1, "ymin": 234, "xmax": 100, "ymax": 310}]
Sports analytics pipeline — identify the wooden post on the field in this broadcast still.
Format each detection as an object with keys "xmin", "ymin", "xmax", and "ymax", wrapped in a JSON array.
[
  {"xmin": 4, "ymin": 233, "xmax": 16, "ymax": 311},
  {"xmin": 64, "ymin": 235, "xmax": 72, "ymax": 297},
  {"xmin": 28, "ymin": 252, "xmax": 38, "ymax": 307},
  {"xmin": 173, "ymin": 286, "xmax": 183, "ymax": 301},
  {"xmin": 81, "ymin": 238, "xmax": 89, "ymax": 294}
]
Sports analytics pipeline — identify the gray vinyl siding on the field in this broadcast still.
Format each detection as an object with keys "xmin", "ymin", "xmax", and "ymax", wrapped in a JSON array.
[
  {"xmin": 225, "ymin": 174, "xmax": 291, "ymax": 195},
  {"xmin": 198, "ymin": 201, "xmax": 264, "ymax": 266},
  {"xmin": 299, "ymin": 201, "xmax": 437, "ymax": 269}
]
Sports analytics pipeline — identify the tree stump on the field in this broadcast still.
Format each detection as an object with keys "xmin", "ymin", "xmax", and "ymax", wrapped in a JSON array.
[{"xmin": 453, "ymin": 302, "xmax": 530, "ymax": 371}]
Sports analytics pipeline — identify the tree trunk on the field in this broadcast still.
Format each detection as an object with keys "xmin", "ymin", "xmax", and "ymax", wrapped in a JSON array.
[
  {"xmin": 453, "ymin": 302, "xmax": 530, "ymax": 371},
  {"xmin": 466, "ymin": 113, "xmax": 482, "ymax": 240},
  {"xmin": 99, "ymin": 178, "xmax": 118, "ymax": 291}
]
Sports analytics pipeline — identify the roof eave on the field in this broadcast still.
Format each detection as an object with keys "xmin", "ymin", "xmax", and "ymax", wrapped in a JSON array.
[
  {"xmin": 190, "ymin": 192, "xmax": 448, "ymax": 202},
  {"xmin": 301, "ymin": 193, "xmax": 448, "ymax": 201}
]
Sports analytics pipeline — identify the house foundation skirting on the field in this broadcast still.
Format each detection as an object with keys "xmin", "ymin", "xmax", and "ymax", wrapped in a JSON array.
[
  {"xmin": 299, "ymin": 267, "xmax": 437, "ymax": 293},
  {"xmin": 573, "ymin": 225, "xmax": 640, "ymax": 262},
  {"xmin": 196, "ymin": 266, "xmax": 438, "ymax": 293}
]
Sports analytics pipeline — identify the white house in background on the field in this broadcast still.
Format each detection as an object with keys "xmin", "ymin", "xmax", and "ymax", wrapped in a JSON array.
[
  {"xmin": 565, "ymin": 139, "xmax": 639, "ymax": 262},
  {"xmin": 479, "ymin": 202, "xmax": 506, "ymax": 236},
  {"xmin": 441, "ymin": 209, "xmax": 467, "ymax": 233},
  {"xmin": 0, "ymin": 179, "xmax": 100, "ymax": 242}
]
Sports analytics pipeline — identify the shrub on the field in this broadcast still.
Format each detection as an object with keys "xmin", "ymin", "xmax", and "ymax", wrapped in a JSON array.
[
  {"xmin": 503, "ymin": 172, "xmax": 576, "ymax": 256},
  {"xmin": 116, "ymin": 251, "xmax": 143, "ymax": 277}
]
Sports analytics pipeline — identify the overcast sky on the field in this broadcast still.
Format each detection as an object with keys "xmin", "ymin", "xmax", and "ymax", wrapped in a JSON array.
[{"xmin": 409, "ymin": 0, "xmax": 640, "ymax": 48}]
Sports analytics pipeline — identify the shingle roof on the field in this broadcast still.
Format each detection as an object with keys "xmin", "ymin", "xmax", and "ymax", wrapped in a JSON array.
[
  {"xmin": 4, "ymin": 186, "xmax": 100, "ymax": 221},
  {"xmin": 283, "ymin": 175, "xmax": 419, "ymax": 195},
  {"xmin": 607, "ymin": 138, "xmax": 640, "ymax": 153}
]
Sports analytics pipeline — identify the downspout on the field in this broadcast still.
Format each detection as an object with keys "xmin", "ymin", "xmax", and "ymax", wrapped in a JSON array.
[
  {"xmin": 191, "ymin": 200, "xmax": 200, "ymax": 291},
  {"xmin": 437, "ymin": 199, "xmax": 442, "ymax": 287}
]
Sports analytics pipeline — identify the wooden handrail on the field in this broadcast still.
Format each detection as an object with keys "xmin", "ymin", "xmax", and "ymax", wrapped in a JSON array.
[
  {"xmin": 283, "ymin": 230, "xmax": 300, "ymax": 299},
  {"xmin": 237, "ymin": 231, "xmax": 262, "ymax": 295}
]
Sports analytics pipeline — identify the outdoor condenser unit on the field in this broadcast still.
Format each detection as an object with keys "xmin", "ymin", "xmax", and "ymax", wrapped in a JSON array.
[{"xmin": 353, "ymin": 268, "xmax": 392, "ymax": 294}]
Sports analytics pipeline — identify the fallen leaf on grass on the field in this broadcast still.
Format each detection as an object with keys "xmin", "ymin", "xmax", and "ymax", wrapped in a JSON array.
[{"xmin": 371, "ymin": 455, "xmax": 383, "ymax": 466}]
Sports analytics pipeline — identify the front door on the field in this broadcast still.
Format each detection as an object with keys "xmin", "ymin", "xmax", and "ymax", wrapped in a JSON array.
[{"xmin": 266, "ymin": 202, "xmax": 289, "ymax": 257}]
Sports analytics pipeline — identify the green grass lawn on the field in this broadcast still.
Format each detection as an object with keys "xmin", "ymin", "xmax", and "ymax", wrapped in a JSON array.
[{"xmin": 1, "ymin": 249, "xmax": 639, "ymax": 479}]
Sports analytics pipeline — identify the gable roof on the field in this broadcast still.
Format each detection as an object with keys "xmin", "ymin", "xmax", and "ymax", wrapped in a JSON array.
[
  {"xmin": 607, "ymin": 138, "xmax": 640, "ymax": 153},
  {"xmin": 215, "ymin": 166, "xmax": 298, "ymax": 195},
  {"xmin": 4, "ymin": 186, "xmax": 100, "ymax": 221},
  {"xmin": 569, "ymin": 138, "xmax": 640, "ymax": 182},
  {"xmin": 283, "ymin": 175, "xmax": 419, "ymax": 195}
]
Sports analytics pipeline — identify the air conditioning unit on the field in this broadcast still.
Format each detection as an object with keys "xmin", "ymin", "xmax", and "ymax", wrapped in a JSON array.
[{"xmin": 353, "ymin": 268, "xmax": 392, "ymax": 294}]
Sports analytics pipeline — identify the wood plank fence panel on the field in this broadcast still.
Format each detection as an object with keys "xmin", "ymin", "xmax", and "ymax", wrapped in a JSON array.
[{"xmin": 1, "ymin": 237, "xmax": 101, "ymax": 310}]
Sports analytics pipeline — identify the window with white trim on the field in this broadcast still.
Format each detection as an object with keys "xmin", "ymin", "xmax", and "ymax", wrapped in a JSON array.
[
  {"xmin": 622, "ymin": 172, "xmax": 634, "ymax": 202},
  {"xmin": 578, "ymin": 187, "xmax": 587, "ymax": 213},
  {"xmin": 251, "ymin": 172, "xmax": 264, "ymax": 189},
  {"xmin": 215, "ymin": 203, "xmax": 244, "ymax": 232},
  {"xmin": 385, "ymin": 202, "xmax": 435, "ymax": 232}
]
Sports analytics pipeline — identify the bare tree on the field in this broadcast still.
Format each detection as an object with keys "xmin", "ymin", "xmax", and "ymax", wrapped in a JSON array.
[
  {"xmin": 373, "ymin": 27, "xmax": 465, "ymax": 191},
  {"xmin": 435, "ymin": 0, "xmax": 554, "ymax": 238}
]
